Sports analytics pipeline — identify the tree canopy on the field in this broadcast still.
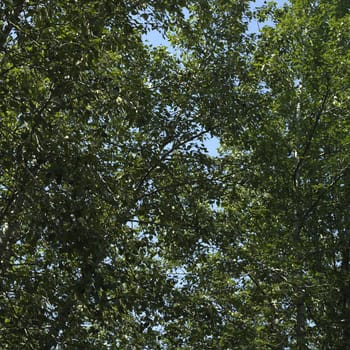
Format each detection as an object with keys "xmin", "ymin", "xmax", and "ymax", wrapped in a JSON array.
[{"xmin": 1, "ymin": 0, "xmax": 350, "ymax": 349}]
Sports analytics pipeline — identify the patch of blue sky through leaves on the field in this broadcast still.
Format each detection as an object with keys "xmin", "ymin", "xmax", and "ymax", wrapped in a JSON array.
[{"xmin": 142, "ymin": 1, "xmax": 287, "ymax": 157}]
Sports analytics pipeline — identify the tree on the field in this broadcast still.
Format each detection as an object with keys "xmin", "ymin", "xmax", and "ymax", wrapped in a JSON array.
[
  {"xmin": 164, "ymin": 0, "xmax": 350, "ymax": 348},
  {"xmin": 2, "ymin": 0, "xmax": 350, "ymax": 349},
  {"xmin": 0, "ymin": 0, "xmax": 230, "ymax": 348},
  {"xmin": 229, "ymin": 2, "xmax": 350, "ymax": 347}
]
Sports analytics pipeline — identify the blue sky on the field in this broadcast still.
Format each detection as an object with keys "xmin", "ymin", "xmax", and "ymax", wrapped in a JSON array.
[
  {"xmin": 144, "ymin": 0, "xmax": 287, "ymax": 46},
  {"xmin": 143, "ymin": 0, "xmax": 287, "ymax": 156}
]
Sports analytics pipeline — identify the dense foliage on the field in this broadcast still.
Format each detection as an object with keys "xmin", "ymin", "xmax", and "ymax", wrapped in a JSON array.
[{"xmin": 1, "ymin": 0, "xmax": 350, "ymax": 348}]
